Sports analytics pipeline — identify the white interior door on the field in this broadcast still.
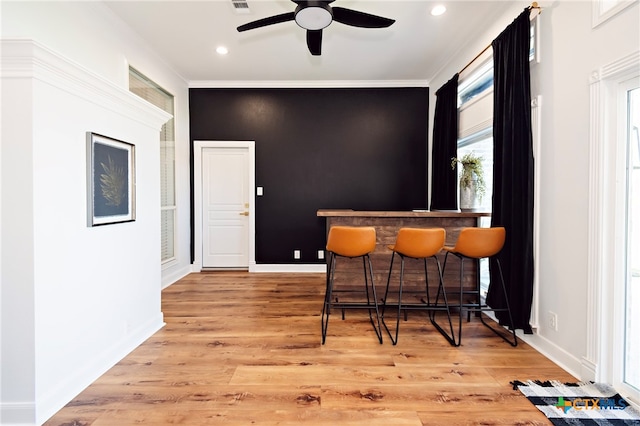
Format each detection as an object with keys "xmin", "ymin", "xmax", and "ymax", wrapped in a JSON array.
[{"xmin": 202, "ymin": 147, "xmax": 250, "ymax": 268}]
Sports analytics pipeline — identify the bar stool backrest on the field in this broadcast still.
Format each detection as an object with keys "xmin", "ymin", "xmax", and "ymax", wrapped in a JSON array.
[
  {"xmin": 453, "ymin": 227, "xmax": 506, "ymax": 259},
  {"xmin": 326, "ymin": 226, "xmax": 376, "ymax": 257},
  {"xmin": 391, "ymin": 228, "xmax": 445, "ymax": 258}
]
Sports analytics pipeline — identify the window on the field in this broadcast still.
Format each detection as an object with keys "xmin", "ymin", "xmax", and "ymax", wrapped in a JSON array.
[
  {"xmin": 457, "ymin": 130, "xmax": 493, "ymax": 213},
  {"xmin": 458, "ymin": 17, "xmax": 537, "ymax": 109},
  {"xmin": 129, "ymin": 67, "xmax": 176, "ymax": 264},
  {"xmin": 457, "ymin": 53, "xmax": 494, "ymax": 297},
  {"xmin": 458, "ymin": 130, "xmax": 493, "ymax": 296},
  {"xmin": 458, "ymin": 61, "xmax": 493, "ymax": 107}
]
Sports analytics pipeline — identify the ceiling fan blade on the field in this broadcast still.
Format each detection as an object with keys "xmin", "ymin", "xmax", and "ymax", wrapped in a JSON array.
[
  {"xmin": 331, "ymin": 7, "xmax": 395, "ymax": 28},
  {"xmin": 237, "ymin": 12, "xmax": 295, "ymax": 32},
  {"xmin": 306, "ymin": 29, "xmax": 323, "ymax": 55}
]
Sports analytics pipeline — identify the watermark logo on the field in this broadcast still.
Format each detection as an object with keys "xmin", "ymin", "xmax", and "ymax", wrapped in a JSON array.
[{"xmin": 555, "ymin": 396, "xmax": 629, "ymax": 413}]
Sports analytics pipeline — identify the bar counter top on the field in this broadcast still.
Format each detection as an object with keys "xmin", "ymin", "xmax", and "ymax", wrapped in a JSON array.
[{"xmin": 317, "ymin": 209, "xmax": 490, "ymax": 218}]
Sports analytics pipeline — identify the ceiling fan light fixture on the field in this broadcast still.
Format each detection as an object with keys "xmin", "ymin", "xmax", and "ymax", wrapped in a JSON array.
[
  {"xmin": 237, "ymin": 0, "xmax": 395, "ymax": 56},
  {"xmin": 295, "ymin": 4, "xmax": 333, "ymax": 30}
]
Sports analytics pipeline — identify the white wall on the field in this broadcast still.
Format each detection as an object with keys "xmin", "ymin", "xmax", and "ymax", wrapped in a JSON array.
[
  {"xmin": 428, "ymin": 0, "xmax": 640, "ymax": 378},
  {"xmin": 535, "ymin": 0, "xmax": 638, "ymax": 381},
  {"xmin": 1, "ymin": 2, "xmax": 191, "ymax": 424},
  {"xmin": 0, "ymin": 1, "xmax": 193, "ymax": 287}
]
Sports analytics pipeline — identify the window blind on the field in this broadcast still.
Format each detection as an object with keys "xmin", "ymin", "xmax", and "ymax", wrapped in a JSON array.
[{"xmin": 129, "ymin": 67, "xmax": 176, "ymax": 263}]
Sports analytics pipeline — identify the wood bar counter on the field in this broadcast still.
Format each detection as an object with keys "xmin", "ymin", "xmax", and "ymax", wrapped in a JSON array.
[{"xmin": 317, "ymin": 210, "xmax": 491, "ymax": 300}]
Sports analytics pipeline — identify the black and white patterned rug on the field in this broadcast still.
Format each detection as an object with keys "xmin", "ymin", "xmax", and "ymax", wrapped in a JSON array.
[{"xmin": 511, "ymin": 380, "xmax": 640, "ymax": 425}]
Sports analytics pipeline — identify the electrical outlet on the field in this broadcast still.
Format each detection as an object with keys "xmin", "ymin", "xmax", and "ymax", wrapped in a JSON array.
[
  {"xmin": 294, "ymin": 250, "xmax": 301, "ymax": 259},
  {"xmin": 548, "ymin": 311, "xmax": 558, "ymax": 331},
  {"xmin": 317, "ymin": 250, "xmax": 324, "ymax": 260}
]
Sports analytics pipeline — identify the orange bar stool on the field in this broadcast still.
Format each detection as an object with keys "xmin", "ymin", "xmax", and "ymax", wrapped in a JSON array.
[
  {"xmin": 381, "ymin": 228, "xmax": 455, "ymax": 345},
  {"xmin": 321, "ymin": 226, "xmax": 383, "ymax": 344},
  {"xmin": 437, "ymin": 227, "xmax": 517, "ymax": 347}
]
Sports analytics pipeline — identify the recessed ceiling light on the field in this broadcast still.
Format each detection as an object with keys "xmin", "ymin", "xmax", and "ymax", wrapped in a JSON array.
[
  {"xmin": 431, "ymin": 5, "xmax": 446, "ymax": 16},
  {"xmin": 216, "ymin": 46, "xmax": 228, "ymax": 55}
]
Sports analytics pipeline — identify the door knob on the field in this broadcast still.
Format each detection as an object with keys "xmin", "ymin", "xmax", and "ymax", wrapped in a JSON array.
[{"xmin": 239, "ymin": 211, "xmax": 249, "ymax": 216}]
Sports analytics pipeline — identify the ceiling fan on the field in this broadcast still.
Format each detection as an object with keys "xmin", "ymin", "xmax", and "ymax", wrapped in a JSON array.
[{"xmin": 237, "ymin": 1, "xmax": 395, "ymax": 56}]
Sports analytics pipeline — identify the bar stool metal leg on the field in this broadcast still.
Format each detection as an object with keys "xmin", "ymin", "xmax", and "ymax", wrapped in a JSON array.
[
  {"xmin": 381, "ymin": 252, "xmax": 405, "ymax": 345},
  {"xmin": 321, "ymin": 252, "xmax": 337, "ymax": 344},
  {"xmin": 363, "ymin": 254, "xmax": 383, "ymax": 344},
  {"xmin": 479, "ymin": 258, "xmax": 517, "ymax": 346},
  {"xmin": 427, "ymin": 256, "xmax": 456, "ymax": 346},
  {"xmin": 381, "ymin": 227, "xmax": 455, "ymax": 346},
  {"xmin": 439, "ymin": 230, "xmax": 518, "ymax": 347},
  {"xmin": 321, "ymin": 226, "xmax": 382, "ymax": 344}
]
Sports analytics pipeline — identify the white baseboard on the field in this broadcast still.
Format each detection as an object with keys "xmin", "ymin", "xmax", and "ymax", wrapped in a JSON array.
[
  {"xmin": 0, "ymin": 401, "xmax": 36, "ymax": 426},
  {"xmin": 161, "ymin": 265, "xmax": 192, "ymax": 289},
  {"xmin": 479, "ymin": 312, "xmax": 583, "ymax": 381},
  {"xmin": 250, "ymin": 264, "xmax": 326, "ymax": 273},
  {"xmin": 36, "ymin": 314, "xmax": 165, "ymax": 425},
  {"xmin": 188, "ymin": 264, "xmax": 327, "ymax": 275},
  {"xmin": 517, "ymin": 331, "xmax": 584, "ymax": 380},
  {"xmin": 580, "ymin": 357, "xmax": 597, "ymax": 382}
]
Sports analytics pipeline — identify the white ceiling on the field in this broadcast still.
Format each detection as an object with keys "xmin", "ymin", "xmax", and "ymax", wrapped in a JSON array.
[{"xmin": 104, "ymin": 0, "xmax": 511, "ymax": 84}]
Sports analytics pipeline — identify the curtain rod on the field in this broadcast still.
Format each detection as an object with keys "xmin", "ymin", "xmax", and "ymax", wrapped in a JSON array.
[{"xmin": 458, "ymin": 2, "xmax": 542, "ymax": 76}]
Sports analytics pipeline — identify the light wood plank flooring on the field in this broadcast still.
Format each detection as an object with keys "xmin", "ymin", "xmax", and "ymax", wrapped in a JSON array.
[{"xmin": 44, "ymin": 272, "xmax": 575, "ymax": 425}]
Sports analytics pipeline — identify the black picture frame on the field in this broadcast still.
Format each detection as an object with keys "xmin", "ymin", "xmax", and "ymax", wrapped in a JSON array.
[{"xmin": 87, "ymin": 132, "xmax": 136, "ymax": 226}]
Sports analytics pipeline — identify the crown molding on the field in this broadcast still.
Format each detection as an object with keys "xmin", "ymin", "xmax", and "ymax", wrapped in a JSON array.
[
  {"xmin": 188, "ymin": 79, "xmax": 429, "ymax": 89},
  {"xmin": 1, "ymin": 38, "xmax": 172, "ymax": 130}
]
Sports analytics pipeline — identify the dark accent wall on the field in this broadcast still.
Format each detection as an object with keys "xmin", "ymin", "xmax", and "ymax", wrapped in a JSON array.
[{"xmin": 189, "ymin": 87, "xmax": 429, "ymax": 264}]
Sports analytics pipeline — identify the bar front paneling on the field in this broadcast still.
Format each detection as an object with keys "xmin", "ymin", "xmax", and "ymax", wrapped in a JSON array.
[{"xmin": 317, "ymin": 210, "xmax": 491, "ymax": 302}]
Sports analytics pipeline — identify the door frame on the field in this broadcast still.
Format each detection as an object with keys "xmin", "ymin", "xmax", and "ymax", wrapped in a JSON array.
[
  {"xmin": 193, "ymin": 140, "xmax": 256, "ymax": 272},
  {"xmin": 587, "ymin": 50, "xmax": 640, "ymax": 406}
]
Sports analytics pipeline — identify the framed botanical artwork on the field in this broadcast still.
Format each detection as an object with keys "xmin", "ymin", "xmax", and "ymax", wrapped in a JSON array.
[{"xmin": 87, "ymin": 132, "xmax": 136, "ymax": 226}]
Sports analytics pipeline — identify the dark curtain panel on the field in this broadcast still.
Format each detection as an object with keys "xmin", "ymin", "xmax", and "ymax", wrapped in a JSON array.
[
  {"xmin": 487, "ymin": 8, "xmax": 534, "ymax": 334},
  {"xmin": 430, "ymin": 74, "xmax": 459, "ymax": 211}
]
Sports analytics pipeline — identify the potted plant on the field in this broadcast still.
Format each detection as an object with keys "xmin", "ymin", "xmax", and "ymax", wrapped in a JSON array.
[{"xmin": 451, "ymin": 152, "xmax": 486, "ymax": 211}]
